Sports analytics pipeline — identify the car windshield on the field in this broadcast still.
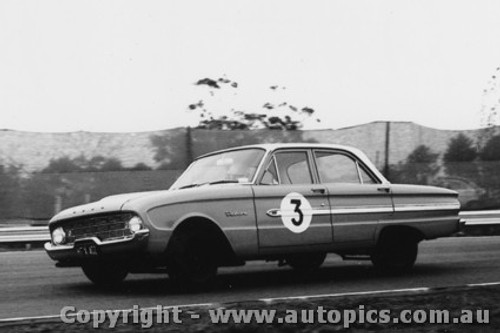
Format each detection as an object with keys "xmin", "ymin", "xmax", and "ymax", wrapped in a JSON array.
[{"xmin": 170, "ymin": 148, "xmax": 265, "ymax": 190}]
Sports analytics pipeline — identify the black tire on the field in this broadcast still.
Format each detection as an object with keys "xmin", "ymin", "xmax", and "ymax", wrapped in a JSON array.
[
  {"xmin": 371, "ymin": 235, "xmax": 418, "ymax": 274},
  {"xmin": 167, "ymin": 231, "xmax": 217, "ymax": 288},
  {"xmin": 287, "ymin": 252, "xmax": 326, "ymax": 272},
  {"xmin": 81, "ymin": 261, "xmax": 128, "ymax": 286}
]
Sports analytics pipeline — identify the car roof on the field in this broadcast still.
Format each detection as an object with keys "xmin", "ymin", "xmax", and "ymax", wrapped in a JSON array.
[{"xmin": 197, "ymin": 143, "xmax": 362, "ymax": 159}]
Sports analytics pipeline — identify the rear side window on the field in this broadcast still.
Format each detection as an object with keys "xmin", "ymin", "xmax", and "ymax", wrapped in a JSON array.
[
  {"xmin": 274, "ymin": 151, "xmax": 313, "ymax": 184},
  {"xmin": 314, "ymin": 151, "xmax": 376, "ymax": 184}
]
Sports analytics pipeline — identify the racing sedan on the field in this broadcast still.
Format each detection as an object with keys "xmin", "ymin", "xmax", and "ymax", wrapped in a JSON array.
[{"xmin": 45, "ymin": 143, "xmax": 463, "ymax": 287}]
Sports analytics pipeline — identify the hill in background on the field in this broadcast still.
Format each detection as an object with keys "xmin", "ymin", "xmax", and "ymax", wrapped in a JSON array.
[{"xmin": 0, "ymin": 121, "xmax": 489, "ymax": 174}]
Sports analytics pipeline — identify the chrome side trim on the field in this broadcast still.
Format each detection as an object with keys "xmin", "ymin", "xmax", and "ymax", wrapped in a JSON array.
[
  {"xmin": 332, "ymin": 221, "xmax": 380, "ymax": 226},
  {"xmin": 266, "ymin": 206, "xmax": 393, "ymax": 218},
  {"xmin": 331, "ymin": 207, "xmax": 393, "ymax": 215},
  {"xmin": 394, "ymin": 203, "xmax": 460, "ymax": 212},
  {"xmin": 257, "ymin": 223, "xmax": 332, "ymax": 230},
  {"xmin": 265, "ymin": 203, "xmax": 458, "ymax": 219},
  {"xmin": 379, "ymin": 216, "xmax": 459, "ymax": 224},
  {"xmin": 312, "ymin": 209, "xmax": 331, "ymax": 215}
]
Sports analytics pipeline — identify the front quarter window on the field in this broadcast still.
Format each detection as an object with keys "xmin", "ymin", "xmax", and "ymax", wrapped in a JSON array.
[
  {"xmin": 171, "ymin": 148, "xmax": 265, "ymax": 189},
  {"xmin": 261, "ymin": 157, "xmax": 279, "ymax": 185}
]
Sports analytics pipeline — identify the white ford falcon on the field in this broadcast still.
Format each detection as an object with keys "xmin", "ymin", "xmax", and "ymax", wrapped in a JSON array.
[{"xmin": 45, "ymin": 143, "xmax": 463, "ymax": 287}]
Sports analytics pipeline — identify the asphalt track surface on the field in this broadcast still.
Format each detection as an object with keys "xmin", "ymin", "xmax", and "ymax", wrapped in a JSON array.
[{"xmin": 1, "ymin": 236, "xmax": 499, "ymax": 320}]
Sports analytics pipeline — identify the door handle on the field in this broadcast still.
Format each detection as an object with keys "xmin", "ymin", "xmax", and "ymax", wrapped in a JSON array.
[
  {"xmin": 266, "ymin": 209, "xmax": 282, "ymax": 217},
  {"xmin": 311, "ymin": 188, "xmax": 326, "ymax": 194},
  {"xmin": 377, "ymin": 186, "xmax": 391, "ymax": 193}
]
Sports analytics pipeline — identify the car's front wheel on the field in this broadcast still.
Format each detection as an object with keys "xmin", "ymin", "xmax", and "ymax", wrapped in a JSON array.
[
  {"xmin": 167, "ymin": 231, "xmax": 217, "ymax": 288},
  {"xmin": 81, "ymin": 260, "xmax": 128, "ymax": 286},
  {"xmin": 371, "ymin": 235, "xmax": 418, "ymax": 274}
]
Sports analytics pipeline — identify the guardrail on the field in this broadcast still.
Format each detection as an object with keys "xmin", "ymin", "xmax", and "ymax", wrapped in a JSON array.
[
  {"xmin": 0, "ymin": 226, "xmax": 50, "ymax": 244},
  {"xmin": 0, "ymin": 210, "xmax": 499, "ymax": 245},
  {"xmin": 459, "ymin": 210, "xmax": 500, "ymax": 226}
]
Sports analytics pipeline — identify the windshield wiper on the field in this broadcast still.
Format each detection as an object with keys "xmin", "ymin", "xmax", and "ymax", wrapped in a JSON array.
[
  {"xmin": 177, "ymin": 183, "xmax": 200, "ymax": 190},
  {"xmin": 177, "ymin": 180, "xmax": 239, "ymax": 190},
  {"xmin": 206, "ymin": 180, "xmax": 239, "ymax": 185}
]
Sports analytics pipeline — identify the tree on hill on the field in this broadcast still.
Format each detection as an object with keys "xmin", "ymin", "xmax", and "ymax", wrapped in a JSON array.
[
  {"xmin": 150, "ymin": 129, "xmax": 190, "ymax": 170},
  {"xmin": 443, "ymin": 133, "xmax": 478, "ymax": 180},
  {"xmin": 444, "ymin": 134, "xmax": 477, "ymax": 162},
  {"xmin": 41, "ymin": 156, "xmax": 83, "ymax": 174},
  {"xmin": 479, "ymin": 135, "xmax": 500, "ymax": 161},
  {"xmin": 128, "ymin": 162, "xmax": 152, "ymax": 171},
  {"xmin": 189, "ymin": 76, "xmax": 320, "ymax": 130},
  {"xmin": 41, "ymin": 155, "xmax": 127, "ymax": 173},
  {"xmin": 187, "ymin": 76, "xmax": 320, "ymax": 151},
  {"xmin": 0, "ymin": 164, "xmax": 23, "ymax": 218},
  {"xmin": 389, "ymin": 145, "xmax": 440, "ymax": 185},
  {"xmin": 24, "ymin": 155, "xmax": 151, "ymax": 218},
  {"xmin": 151, "ymin": 76, "xmax": 320, "ymax": 169},
  {"xmin": 477, "ymin": 134, "xmax": 500, "ymax": 199}
]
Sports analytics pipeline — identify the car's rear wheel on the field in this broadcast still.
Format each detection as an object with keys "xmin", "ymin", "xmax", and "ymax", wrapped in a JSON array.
[
  {"xmin": 287, "ymin": 252, "xmax": 326, "ymax": 272},
  {"xmin": 81, "ymin": 260, "xmax": 128, "ymax": 286},
  {"xmin": 371, "ymin": 235, "xmax": 418, "ymax": 273},
  {"xmin": 167, "ymin": 231, "xmax": 217, "ymax": 288}
]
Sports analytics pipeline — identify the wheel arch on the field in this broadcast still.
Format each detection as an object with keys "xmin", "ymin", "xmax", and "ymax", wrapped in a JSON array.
[
  {"xmin": 376, "ymin": 225, "xmax": 425, "ymax": 244},
  {"xmin": 166, "ymin": 216, "xmax": 239, "ymax": 266}
]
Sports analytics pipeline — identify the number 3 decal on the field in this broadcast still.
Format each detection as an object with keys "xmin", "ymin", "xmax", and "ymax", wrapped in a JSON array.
[
  {"xmin": 280, "ymin": 192, "xmax": 312, "ymax": 233},
  {"xmin": 290, "ymin": 199, "xmax": 304, "ymax": 226}
]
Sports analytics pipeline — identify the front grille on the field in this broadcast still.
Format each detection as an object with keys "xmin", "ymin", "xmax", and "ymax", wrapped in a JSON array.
[{"xmin": 57, "ymin": 213, "xmax": 134, "ymax": 244}]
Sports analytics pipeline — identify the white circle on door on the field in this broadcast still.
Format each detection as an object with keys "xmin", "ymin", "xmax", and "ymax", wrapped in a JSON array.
[{"xmin": 280, "ymin": 192, "xmax": 313, "ymax": 233}]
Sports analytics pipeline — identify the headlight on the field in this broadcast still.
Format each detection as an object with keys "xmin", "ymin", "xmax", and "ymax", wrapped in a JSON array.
[
  {"xmin": 128, "ymin": 216, "xmax": 144, "ymax": 233},
  {"xmin": 52, "ymin": 227, "xmax": 66, "ymax": 245}
]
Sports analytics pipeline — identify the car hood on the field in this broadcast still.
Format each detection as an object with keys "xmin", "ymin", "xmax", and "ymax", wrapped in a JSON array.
[
  {"xmin": 50, "ymin": 190, "xmax": 164, "ymax": 223},
  {"xmin": 49, "ymin": 184, "xmax": 254, "ymax": 223}
]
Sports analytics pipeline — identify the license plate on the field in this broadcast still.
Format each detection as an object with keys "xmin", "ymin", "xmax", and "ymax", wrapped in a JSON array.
[{"xmin": 76, "ymin": 243, "xmax": 98, "ymax": 256}]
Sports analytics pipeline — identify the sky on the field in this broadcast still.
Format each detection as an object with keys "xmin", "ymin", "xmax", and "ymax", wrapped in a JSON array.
[{"xmin": 1, "ymin": 0, "xmax": 500, "ymax": 133}]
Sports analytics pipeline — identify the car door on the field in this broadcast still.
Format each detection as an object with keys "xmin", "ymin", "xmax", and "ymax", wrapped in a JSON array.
[
  {"xmin": 313, "ymin": 149, "xmax": 394, "ymax": 244},
  {"xmin": 252, "ymin": 149, "xmax": 333, "ymax": 250}
]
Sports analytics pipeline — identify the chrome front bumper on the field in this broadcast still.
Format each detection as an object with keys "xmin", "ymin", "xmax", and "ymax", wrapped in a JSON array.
[{"xmin": 44, "ymin": 229, "xmax": 150, "ymax": 262}]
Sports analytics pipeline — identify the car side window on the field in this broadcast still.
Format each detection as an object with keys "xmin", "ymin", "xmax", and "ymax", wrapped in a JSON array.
[
  {"xmin": 315, "ymin": 151, "xmax": 376, "ymax": 184},
  {"xmin": 274, "ymin": 151, "xmax": 313, "ymax": 184}
]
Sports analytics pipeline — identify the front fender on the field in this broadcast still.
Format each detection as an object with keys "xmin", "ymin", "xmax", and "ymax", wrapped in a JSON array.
[{"xmin": 142, "ymin": 186, "xmax": 259, "ymax": 258}]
